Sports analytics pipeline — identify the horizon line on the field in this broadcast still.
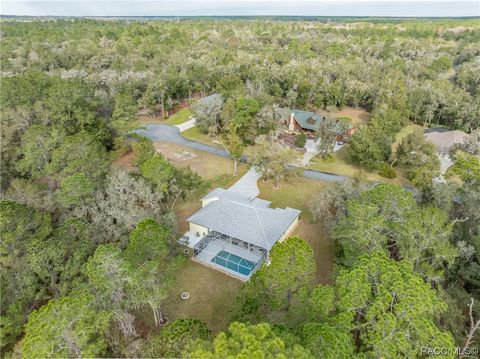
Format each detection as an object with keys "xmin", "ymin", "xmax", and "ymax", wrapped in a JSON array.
[{"xmin": 2, "ymin": 14, "xmax": 479, "ymax": 19}]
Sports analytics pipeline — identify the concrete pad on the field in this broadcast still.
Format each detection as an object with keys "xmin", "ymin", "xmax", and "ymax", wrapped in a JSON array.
[
  {"xmin": 175, "ymin": 118, "xmax": 196, "ymax": 132},
  {"xmin": 305, "ymin": 139, "xmax": 319, "ymax": 154}
]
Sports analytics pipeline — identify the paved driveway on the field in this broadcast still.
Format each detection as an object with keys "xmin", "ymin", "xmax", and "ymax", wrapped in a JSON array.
[
  {"xmin": 136, "ymin": 124, "xmax": 229, "ymax": 158},
  {"xmin": 136, "ymin": 124, "xmax": 346, "ymax": 183},
  {"xmin": 228, "ymin": 168, "xmax": 261, "ymax": 199},
  {"xmin": 302, "ymin": 169, "xmax": 347, "ymax": 182}
]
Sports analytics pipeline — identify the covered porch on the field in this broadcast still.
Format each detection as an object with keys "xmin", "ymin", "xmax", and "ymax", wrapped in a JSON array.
[{"xmin": 192, "ymin": 230, "xmax": 267, "ymax": 281}]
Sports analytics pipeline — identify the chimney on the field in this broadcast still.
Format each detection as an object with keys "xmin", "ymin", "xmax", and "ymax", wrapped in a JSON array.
[{"xmin": 288, "ymin": 113, "xmax": 295, "ymax": 132}]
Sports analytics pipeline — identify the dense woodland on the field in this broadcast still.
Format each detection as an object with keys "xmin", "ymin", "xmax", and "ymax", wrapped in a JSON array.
[{"xmin": 1, "ymin": 18, "xmax": 480, "ymax": 358}]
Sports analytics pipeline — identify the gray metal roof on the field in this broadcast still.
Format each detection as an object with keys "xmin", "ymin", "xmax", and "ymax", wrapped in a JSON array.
[
  {"xmin": 188, "ymin": 190, "xmax": 300, "ymax": 250},
  {"xmin": 424, "ymin": 130, "xmax": 470, "ymax": 153},
  {"xmin": 201, "ymin": 188, "xmax": 250, "ymax": 203}
]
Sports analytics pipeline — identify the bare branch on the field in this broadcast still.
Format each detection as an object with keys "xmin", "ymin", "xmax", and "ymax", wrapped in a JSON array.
[{"xmin": 460, "ymin": 298, "xmax": 480, "ymax": 359}]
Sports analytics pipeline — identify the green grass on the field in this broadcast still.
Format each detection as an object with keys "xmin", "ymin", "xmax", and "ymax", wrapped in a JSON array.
[
  {"xmin": 309, "ymin": 146, "xmax": 380, "ymax": 180},
  {"xmin": 154, "ymin": 141, "xmax": 245, "ymax": 182},
  {"xmin": 182, "ymin": 126, "xmax": 222, "ymax": 148},
  {"xmin": 165, "ymin": 108, "xmax": 192, "ymax": 125},
  {"xmin": 181, "ymin": 127, "xmax": 222, "ymax": 148},
  {"xmin": 163, "ymin": 260, "xmax": 243, "ymax": 334},
  {"xmin": 137, "ymin": 173, "xmax": 334, "ymax": 335},
  {"xmin": 309, "ymin": 146, "xmax": 411, "ymax": 185}
]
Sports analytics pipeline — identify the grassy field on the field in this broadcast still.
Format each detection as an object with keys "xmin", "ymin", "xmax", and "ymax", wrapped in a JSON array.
[
  {"xmin": 153, "ymin": 141, "xmax": 246, "ymax": 181},
  {"xmin": 149, "ymin": 141, "xmax": 334, "ymax": 332},
  {"xmin": 163, "ymin": 174, "xmax": 334, "ymax": 333},
  {"xmin": 309, "ymin": 146, "xmax": 383, "ymax": 180}
]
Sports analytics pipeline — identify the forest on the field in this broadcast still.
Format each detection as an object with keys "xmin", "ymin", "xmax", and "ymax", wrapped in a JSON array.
[{"xmin": 1, "ymin": 17, "xmax": 479, "ymax": 358}]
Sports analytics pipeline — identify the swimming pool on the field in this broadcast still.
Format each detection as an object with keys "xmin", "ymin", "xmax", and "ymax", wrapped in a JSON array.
[{"xmin": 211, "ymin": 250, "xmax": 256, "ymax": 276}]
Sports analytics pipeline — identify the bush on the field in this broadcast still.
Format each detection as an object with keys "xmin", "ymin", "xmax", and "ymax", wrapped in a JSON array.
[
  {"xmin": 321, "ymin": 154, "xmax": 336, "ymax": 163},
  {"xmin": 378, "ymin": 163, "xmax": 397, "ymax": 178},
  {"xmin": 295, "ymin": 133, "xmax": 307, "ymax": 148}
]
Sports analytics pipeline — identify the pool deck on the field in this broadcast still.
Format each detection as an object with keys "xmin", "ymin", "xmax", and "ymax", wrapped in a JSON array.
[{"xmin": 193, "ymin": 238, "xmax": 264, "ymax": 281}]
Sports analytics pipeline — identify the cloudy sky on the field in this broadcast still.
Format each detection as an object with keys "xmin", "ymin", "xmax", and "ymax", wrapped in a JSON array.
[{"xmin": 1, "ymin": 0, "xmax": 479, "ymax": 17}]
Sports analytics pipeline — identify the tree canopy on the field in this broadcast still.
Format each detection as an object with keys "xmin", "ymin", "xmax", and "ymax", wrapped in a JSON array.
[
  {"xmin": 334, "ymin": 183, "xmax": 458, "ymax": 282},
  {"xmin": 185, "ymin": 322, "xmax": 314, "ymax": 359}
]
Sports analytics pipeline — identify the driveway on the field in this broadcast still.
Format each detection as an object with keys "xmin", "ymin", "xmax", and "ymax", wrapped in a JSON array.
[
  {"xmin": 293, "ymin": 139, "xmax": 319, "ymax": 167},
  {"xmin": 228, "ymin": 168, "xmax": 261, "ymax": 199},
  {"xmin": 302, "ymin": 169, "xmax": 347, "ymax": 182},
  {"xmin": 136, "ymin": 124, "xmax": 346, "ymax": 183},
  {"xmin": 136, "ymin": 124, "xmax": 229, "ymax": 158}
]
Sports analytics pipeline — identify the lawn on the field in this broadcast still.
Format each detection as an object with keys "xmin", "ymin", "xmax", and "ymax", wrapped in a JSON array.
[
  {"xmin": 161, "ymin": 140, "xmax": 336, "ymax": 284},
  {"xmin": 153, "ymin": 141, "xmax": 246, "ymax": 181},
  {"xmin": 162, "ymin": 260, "xmax": 243, "ymax": 334},
  {"xmin": 334, "ymin": 106, "xmax": 371, "ymax": 126},
  {"xmin": 137, "ymin": 108, "xmax": 192, "ymax": 125},
  {"xmin": 309, "ymin": 146, "xmax": 384, "ymax": 181},
  {"xmin": 140, "ymin": 141, "xmax": 335, "ymax": 333},
  {"xmin": 309, "ymin": 145, "xmax": 411, "ymax": 185},
  {"xmin": 164, "ymin": 171, "xmax": 335, "ymax": 334},
  {"xmin": 164, "ymin": 108, "xmax": 192, "ymax": 125},
  {"xmin": 257, "ymin": 176, "xmax": 334, "ymax": 284},
  {"xmin": 157, "ymin": 148, "xmax": 250, "ymax": 334},
  {"xmin": 181, "ymin": 126, "xmax": 222, "ymax": 148}
]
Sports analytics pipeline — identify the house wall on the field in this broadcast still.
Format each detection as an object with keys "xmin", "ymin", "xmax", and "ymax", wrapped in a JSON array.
[
  {"xmin": 278, "ymin": 217, "xmax": 299, "ymax": 243},
  {"xmin": 189, "ymin": 222, "xmax": 208, "ymax": 237}
]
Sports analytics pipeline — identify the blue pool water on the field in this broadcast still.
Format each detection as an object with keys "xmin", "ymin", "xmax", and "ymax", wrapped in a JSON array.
[{"xmin": 211, "ymin": 250, "xmax": 256, "ymax": 276}]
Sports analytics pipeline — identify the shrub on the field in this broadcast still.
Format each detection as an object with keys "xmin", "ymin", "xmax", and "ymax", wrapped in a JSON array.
[
  {"xmin": 295, "ymin": 133, "xmax": 307, "ymax": 148},
  {"xmin": 378, "ymin": 163, "xmax": 397, "ymax": 178}
]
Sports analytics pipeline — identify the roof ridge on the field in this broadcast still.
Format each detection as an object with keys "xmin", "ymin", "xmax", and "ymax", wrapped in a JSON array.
[
  {"xmin": 252, "ymin": 204, "xmax": 270, "ymax": 249},
  {"xmin": 228, "ymin": 199, "xmax": 270, "ymax": 248}
]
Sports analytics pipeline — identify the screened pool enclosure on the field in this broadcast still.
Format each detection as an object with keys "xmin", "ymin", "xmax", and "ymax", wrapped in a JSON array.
[{"xmin": 192, "ymin": 230, "xmax": 267, "ymax": 280}]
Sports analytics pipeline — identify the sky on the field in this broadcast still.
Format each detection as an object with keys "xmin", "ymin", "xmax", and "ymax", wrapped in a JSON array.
[{"xmin": 1, "ymin": 0, "xmax": 479, "ymax": 17}]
